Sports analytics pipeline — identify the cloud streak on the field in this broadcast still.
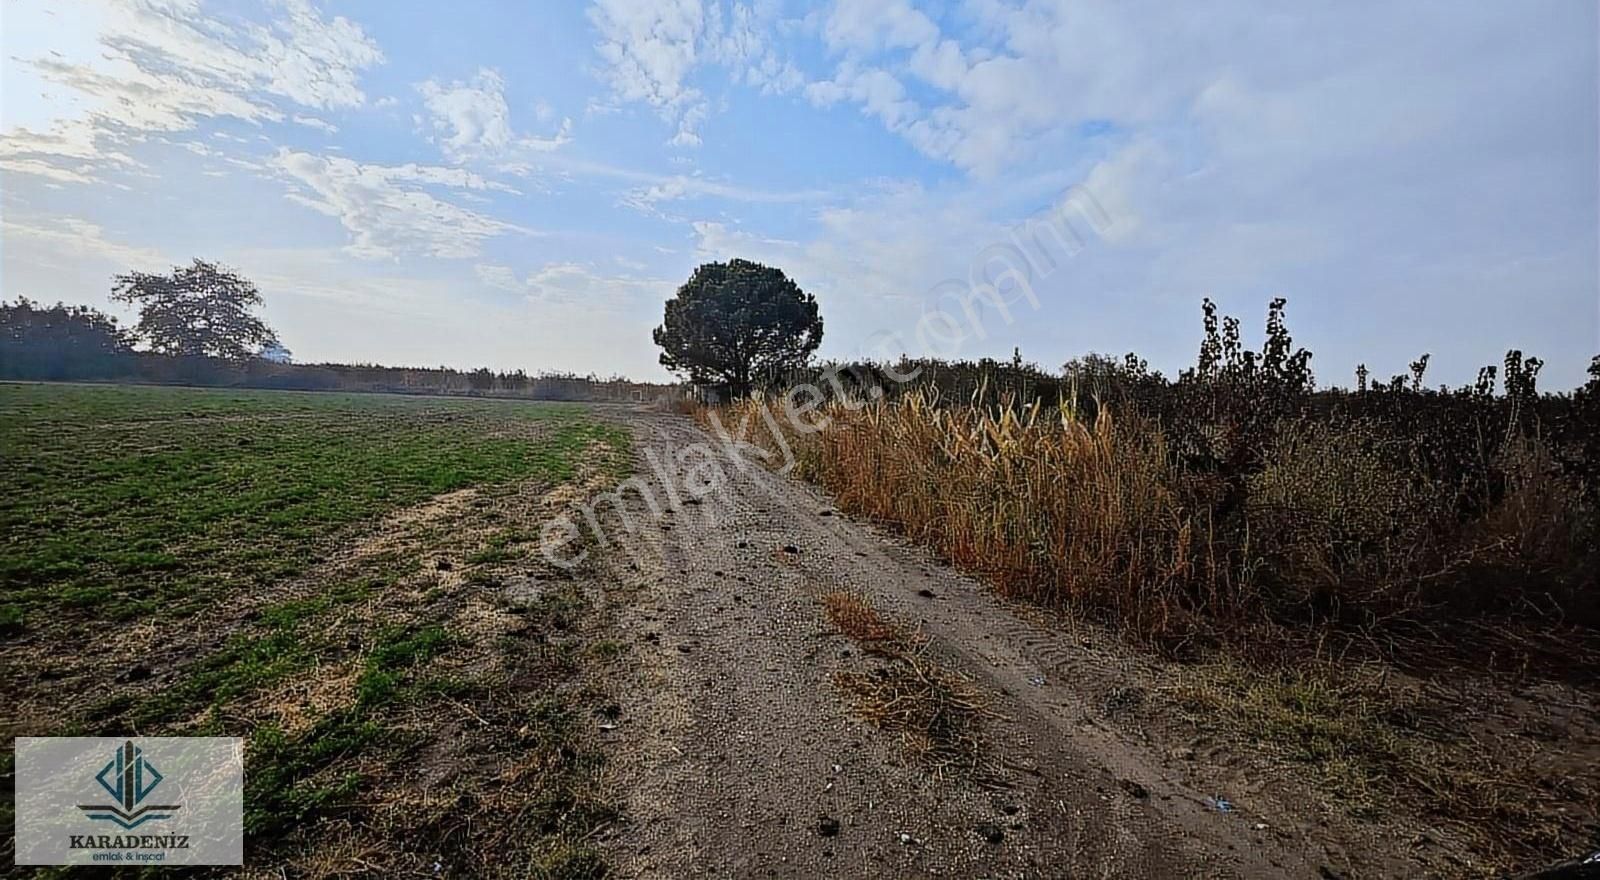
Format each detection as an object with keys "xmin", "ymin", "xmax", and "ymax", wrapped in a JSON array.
[
  {"xmin": 0, "ymin": 0, "xmax": 384, "ymax": 183},
  {"xmin": 269, "ymin": 149, "xmax": 532, "ymax": 260}
]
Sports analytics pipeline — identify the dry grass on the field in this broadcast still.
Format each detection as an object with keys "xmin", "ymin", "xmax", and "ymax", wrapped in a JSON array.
[
  {"xmin": 817, "ymin": 589, "xmax": 1001, "ymax": 778},
  {"xmin": 708, "ymin": 390, "xmax": 1597, "ymax": 664},
  {"xmin": 702, "ymin": 389, "xmax": 1599, "ymax": 871},
  {"xmin": 716, "ymin": 392, "xmax": 1222, "ymax": 642},
  {"xmin": 836, "ymin": 652, "xmax": 997, "ymax": 778},
  {"xmin": 821, "ymin": 590, "xmax": 912, "ymax": 653},
  {"xmin": 1169, "ymin": 661, "xmax": 1597, "ymax": 871}
]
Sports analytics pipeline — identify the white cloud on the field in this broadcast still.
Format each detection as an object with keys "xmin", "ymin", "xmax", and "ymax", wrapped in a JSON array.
[
  {"xmin": 472, "ymin": 260, "xmax": 672, "ymax": 310},
  {"xmin": 1, "ymin": 213, "xmax": 169, "ymax": 273},
  {"xmin": 269, "ymin": 149, "xmax": 530, "ymax": 260},
  {"xmin": 620, "ymin": 172, "xmax": 829, "ymax": 216},
  {"xmin": 586, "ymin": 0, "xmax": 802, "ymax": 145},
  {"xmin": 418, "ymin": 69, "xmax": 516, "ymax": 156},
  {"xmin": 293, "ymin": 115, "xmax": 340, "ymax": 134},
  {"xmin": 256, "ymin": 0, "xmax": 384, "ymax": 108},
  {"xmin": 821, "ymin": 0, "xmax": 937, "ymax": 53},
  {"xmin": 806, "ymin": 62, "xmax": 920, "ymax": 130},
  {"xmin": 527, "ymin": 262, "xmax": 672, "ymax": 308},
  {"xmin": 589, "ymin": 0, "xmax": 706, "ymax": 110},
  {"xmin": 589, "ymin": 0, "xmax": 709, "ymax": 145},
  {"xmin": 667, "ymin": 102, "xmax": 708, "ymax": 147},
  {"xmin": 416, "ymin": 68, "xmax": 573, "ymax": 163},
  {"xmin": 475, "ymin": 263, "xmax": 523, "ymax": 291},
  {"xmin": 0, "ymin": 0, "xmax": 383, "ymax": 183},
  {"xmin": 0, "ymin": 157, "xmax": 97, "ymax": 185}
]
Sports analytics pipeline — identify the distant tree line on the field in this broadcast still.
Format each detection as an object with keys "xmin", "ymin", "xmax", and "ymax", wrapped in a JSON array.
[{"xmin": 0, "ymin": 260, "xmax": 673, "ymax": 402}]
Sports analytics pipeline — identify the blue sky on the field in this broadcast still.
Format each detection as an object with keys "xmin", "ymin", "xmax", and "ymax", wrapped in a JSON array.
[{"xmin": 1, "ymin": 0, "xmax": 1596, "ymax": 387}]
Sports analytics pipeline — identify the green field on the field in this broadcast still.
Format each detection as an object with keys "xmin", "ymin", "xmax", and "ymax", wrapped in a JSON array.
[
  {"xmin": 0, "ymin": 383, "xmax": 624, "ymax": 627},
  {"xmin": 0, "ymin": 383, "xmax": 634, "ymax": 874}
]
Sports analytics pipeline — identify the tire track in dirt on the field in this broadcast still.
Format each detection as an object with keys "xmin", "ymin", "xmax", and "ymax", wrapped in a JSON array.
[{"xmin": 587, "ymin": 409, "xmax": 1391, "ymax": 878}]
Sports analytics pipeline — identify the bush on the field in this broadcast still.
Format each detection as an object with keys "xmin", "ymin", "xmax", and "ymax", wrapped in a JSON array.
[{"xmin": 706, "ymin": 300, "xmax": 1599, "ymax": 674}]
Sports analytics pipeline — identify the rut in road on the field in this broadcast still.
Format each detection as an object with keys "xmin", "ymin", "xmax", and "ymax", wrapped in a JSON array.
[{"xmin": 580, "ymin": 409, "xmax": 1385, "ymax": 878}]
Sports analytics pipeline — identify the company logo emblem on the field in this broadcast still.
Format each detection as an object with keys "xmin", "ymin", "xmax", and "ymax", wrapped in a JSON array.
[{"xmin": 77, "ymin": 741, "xmax": 181, "ymax": 829}]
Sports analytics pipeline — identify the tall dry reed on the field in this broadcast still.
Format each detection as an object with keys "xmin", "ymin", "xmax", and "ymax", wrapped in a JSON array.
[
  {"xmin": 719, "ymin": 390, "xmax": 1243, "ymax": 641},
  {"xmin": 707, "ymin": 384, "xmax": 1595, "ymax": 658}
]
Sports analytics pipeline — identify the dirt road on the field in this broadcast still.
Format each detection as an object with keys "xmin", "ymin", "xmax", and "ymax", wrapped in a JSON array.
[{"xmin": 583, "ymin": 409, "xmax": 1389, "ymax": 878}]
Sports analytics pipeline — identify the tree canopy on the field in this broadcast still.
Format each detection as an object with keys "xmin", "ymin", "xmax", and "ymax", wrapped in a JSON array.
[
  {"xmin": 0, "ymin": 298, "xmax": 132, "ymax": 379},
  {"xmin": 653, "ymin": 259, "xmax": 822, "ymax": 397},
  {"xmin": 111, "ymin": 259, "xmax": 280, "ymax": 361}
]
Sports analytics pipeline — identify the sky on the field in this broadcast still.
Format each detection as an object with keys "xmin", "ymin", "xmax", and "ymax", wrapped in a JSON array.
[{"xmin": 1, "ymin": 0, "xmax": 1596, "ymax": 388}]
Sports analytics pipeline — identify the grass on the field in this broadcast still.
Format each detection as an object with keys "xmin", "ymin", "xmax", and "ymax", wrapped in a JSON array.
[
  {"xmin": 1169, "ymin": 661, "xmax": 1592, "ymax": 866},
  {"xmin": 0, "ymin": 383, "xmax": 626, "ymax": 626},
  {"xmin": 0, "ymin": 382, "xmax": 635, "ymax": 876},
  {"xmin": 244, "ymin": 623, "xmax": 454, "ymax": 838}
]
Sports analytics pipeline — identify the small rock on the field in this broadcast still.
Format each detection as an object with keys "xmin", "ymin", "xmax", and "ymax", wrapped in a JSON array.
[
  {"xmin": 817, "ymin": 815, "xmax": 840, "ymax": 837},
  {"xmin": 975, "ymin": 823, "xmax": 1004, "ymax": 844},
  {"xmin": 1118, "ymin": 779, "xmax": 1149, "ymax": 800}
]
